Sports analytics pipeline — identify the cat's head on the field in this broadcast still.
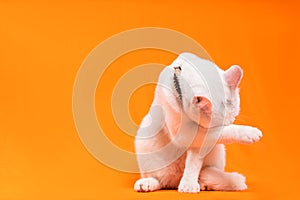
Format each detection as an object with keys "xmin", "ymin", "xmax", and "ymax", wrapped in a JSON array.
[{"xmin": 170, "ymin": 53, "xmax": 243, "ymax": 128}]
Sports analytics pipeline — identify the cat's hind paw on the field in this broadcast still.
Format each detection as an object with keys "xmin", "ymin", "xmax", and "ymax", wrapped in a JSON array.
[
  {"xmin": 229, "ymin": 172, "xmax": 248, "ymax": 191},
  {"xmin": 178, "ymin": 179, "xmax": 200, "ymax": 193},
  {"xmin": 134, "ymin": 177, "xmax": 160, "ymax": 192}
]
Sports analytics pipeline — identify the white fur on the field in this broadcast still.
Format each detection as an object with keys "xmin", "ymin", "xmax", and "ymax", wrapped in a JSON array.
[{"xmin": 134, "ymin": 53, "xmax": 262, "ymax": 193}]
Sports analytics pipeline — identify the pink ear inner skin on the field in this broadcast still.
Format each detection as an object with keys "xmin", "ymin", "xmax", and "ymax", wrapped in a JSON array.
[
  {"xmin": 193, "ymin": 96, "xmax": 212, "ymax": 113},
  {"xmin": 224, "ymin": 65, "xmax": 243, "ymax": 88}
]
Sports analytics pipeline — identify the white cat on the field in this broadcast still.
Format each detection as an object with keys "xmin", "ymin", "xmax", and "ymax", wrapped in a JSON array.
[{"xmin": 134, "ymin": 53, "xmax": 262, "ymax": 193}]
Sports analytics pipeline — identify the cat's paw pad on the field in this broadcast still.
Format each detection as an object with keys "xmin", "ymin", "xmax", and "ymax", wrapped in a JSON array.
[
  {"xmin": 229, "ymin": 172, "xmax": 248, "ymax": 191},
  {"xmin": 178, "ymin": 179, "xmax": 200, "ymax": 193},
  {"xmin": 134, "ymin": 178, "xmax": 160, "ymax": 192},
  {"xmin": 238, "ymin": 127, "xmax": 263, "ymax": 144}
]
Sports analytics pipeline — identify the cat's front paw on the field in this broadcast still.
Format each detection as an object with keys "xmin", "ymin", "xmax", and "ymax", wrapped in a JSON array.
[
  {"xmin": 134, "ymin": 177, "xmax": 160, "ymax": 192},
  {"xmin": 237, "ymin": 126, "xmax": 263, "ymax": 144},
  {"xmin": 178, "ymin": 179, "xmax": 200, "ymax": 193}
]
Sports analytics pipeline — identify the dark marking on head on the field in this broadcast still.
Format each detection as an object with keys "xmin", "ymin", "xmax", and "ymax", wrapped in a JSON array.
[
  {"xmin": 173, "ymin": 66, "xmax": 182, "ymax": 106},
  {"xmin": 174, "ymin": 66, "xmax": 181, "ymax": 71}
]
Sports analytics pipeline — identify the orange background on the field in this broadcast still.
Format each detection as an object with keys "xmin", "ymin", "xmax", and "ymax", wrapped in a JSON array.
[{"xmin": 1, "ymin": 1, "xmax": 300, "ymax": 199}]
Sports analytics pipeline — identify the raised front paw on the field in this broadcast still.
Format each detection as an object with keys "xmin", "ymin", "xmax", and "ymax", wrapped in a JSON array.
[
  {"xmin": 237, "ymin": 126, "xmax": 263, "ymax": 144},
  {"xmin": 134, "ymin": 177, "xmax": 160, "ymax": 192},
  {"xmin": 178, "ymin": 179, "xmax": 200, "ymax": 193}
]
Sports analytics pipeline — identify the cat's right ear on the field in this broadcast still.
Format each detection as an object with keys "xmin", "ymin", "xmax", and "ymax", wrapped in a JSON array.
[{"xmin": 192, "ymin": 96, "xmax": 212, "ymax": 113}]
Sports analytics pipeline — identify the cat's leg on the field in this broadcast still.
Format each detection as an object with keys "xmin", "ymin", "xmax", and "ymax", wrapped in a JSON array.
[
  {"xmin": 203, "ymin": 144, "xmax": 225, "ymax": 170},
  {"xmin": 134, "ymin": 177, "xmax": 161, "ymax": 192},
  {"xmin": 178, "ymin": 148, "xmax": 203, "ymax": 193},
  {"xmin": 218, "ymin": 124, "xmax": 262, "ymax": 145},
  {"xmin": 199, "ymin": 166, "xmax": 247, "ymax": 191},
  {"xmin": 200, "ymin": 144, "xmax": 246, "ymax": 191}
]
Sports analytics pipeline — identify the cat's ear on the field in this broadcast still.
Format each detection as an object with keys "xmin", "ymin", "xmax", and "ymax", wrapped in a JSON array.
[
  {"xmin": 192, "ymin": 96, "xmax": 212, "ymax": 113},
  {"xmin": 224, "ymin": 65, "xmax": 243, "ymax": 88}
]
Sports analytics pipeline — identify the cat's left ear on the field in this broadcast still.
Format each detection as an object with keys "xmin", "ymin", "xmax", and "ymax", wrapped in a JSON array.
[{"xmin": 224, "ymin": 65, "xmax": 243, "ymax": 88}]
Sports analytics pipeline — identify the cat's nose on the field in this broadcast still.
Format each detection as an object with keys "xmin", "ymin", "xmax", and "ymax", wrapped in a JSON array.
[{"xmin": 223, "ymin": 116, "xmax": 235, "ymax": 126}]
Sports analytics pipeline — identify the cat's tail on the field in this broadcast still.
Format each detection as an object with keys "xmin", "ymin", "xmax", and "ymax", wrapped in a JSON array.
[{"xmin": 199, "ymin": 166, "xmax": 247, "ymax": 191}]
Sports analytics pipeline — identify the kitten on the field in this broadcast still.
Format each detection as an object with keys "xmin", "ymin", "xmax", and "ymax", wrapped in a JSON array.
[{"xmin": 134, "ymin": 53, "xmax": 262, "ymax": 193}]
